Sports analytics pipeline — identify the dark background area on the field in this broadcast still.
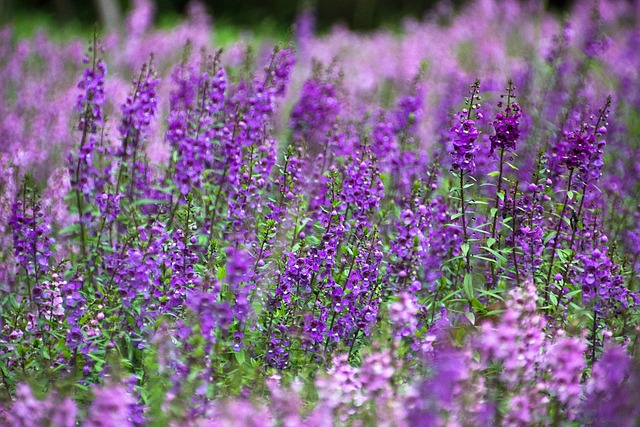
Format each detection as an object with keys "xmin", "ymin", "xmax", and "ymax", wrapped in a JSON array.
[{"xmin": 2, "ymin": 0, "xmax": 575, "ymax": 32}]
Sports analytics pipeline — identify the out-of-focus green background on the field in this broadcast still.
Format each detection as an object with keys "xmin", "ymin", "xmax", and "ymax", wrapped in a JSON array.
[{"xmin": 2, "ymin": 0, "xmax": 574, "ymax": 35}]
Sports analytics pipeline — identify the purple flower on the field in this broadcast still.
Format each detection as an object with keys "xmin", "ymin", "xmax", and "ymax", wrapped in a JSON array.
[
  {"xmin": 118, "ymin": 61, "xmax": 159, "ymax": 153},
  {"xmin": 360, "ymin": 349, "xmax": 394, "ymax": 398},
  {"xmin": 6, "ymin": 384, "xmax": 77, "ymax": 427},
  {"xmin": 489, "ymin": 100, "xmax": 521, "ymax": 156},
  {"xmin": 578, "ymin": 245, "xmax": 637, "ymax": 317},
  {"xmin": 450, "ymin": 113, "xmax": 480, "ymax": 173},
  {"xmin": 84, "ymin": 384, "xmax": 134, "ymax": 427},
  {"xmin": 69, "ymin": 52, "xmax": 108, "ymax": 203},
  {"xmin": 407, "ymin": 347, "xmax": 474, "ymax": 425},
  {"xmin": 557, "ymin": 97, "xmax": 610, "ymax": 184},
  {"xmin": 371, "ymin": 118, "xmax": 398, "ymax": 173},
  {"xmin": 479, "ymin": 278, "xmax": 545, "ymax": 386},
  {"xmin": 563, "ymin": 127, "xmax": 595, "ymax": 171},
  {"xmin": 290, "ymin": 77, "xmax": 340, "ymax": 147},
  {"xmin": 314, "ymin": 354, "xmax": 366, "ymax": 423},
  {"xmin": 394, "ymin": 84, "xmax": 424, "ymax": 135},
  {"xmin": 583, "ymin": 345, "xmax": 640, "ymax": 425},
  {"xmin": 544, "ymin": 336, "xmax": 586, "ymax": 418},
  {"xmin": 514, "ymin": 179, "xmax": 546, "ymax": 272},
  {"xmin": 450, "ymin": 80, "xmax": 482, "ymax": 173},
  {"xmin": 9, "ymin": 198, "xmax": 53, "ymax": 281},
  {"xmin": 167, "ymin": 63, "xmax": 227, "ymax": 196},
  {"xmin": 389, "ymin": 291, "xmax": 419, "ymax": 338},
  {"xmin": 75, "ymin": 59, "xmax": 107, "ymax": 131}
]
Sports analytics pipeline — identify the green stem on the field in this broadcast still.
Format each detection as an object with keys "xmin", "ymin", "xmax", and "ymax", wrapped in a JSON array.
[
  {"xmin": 460, "ymin": 171, "xmax": 471, "ymax": 273},
  {"xmin": 545, "ymin": 168, "xmax": 574, "ymax": 303}
]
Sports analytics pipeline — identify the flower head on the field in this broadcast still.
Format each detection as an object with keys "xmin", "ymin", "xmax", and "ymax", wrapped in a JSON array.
[
  {"xmin": 489, "ymin": 81, "xmax": 522, "ymax": 155},
  {"xmin": 450, "ymin": 80, "xmax": 482, "ymax": 173}
]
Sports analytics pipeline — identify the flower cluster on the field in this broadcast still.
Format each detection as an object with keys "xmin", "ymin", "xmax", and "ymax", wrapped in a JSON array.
[
  {"xmin": 118, "ymin": 61, "xmax": 159, "ymax": 154},
  {"xmin": 480, "ymin": 279, "xmax": 545, "ymax": 387},
  {"xmin": 450, "ymin": 80, "xmax": 482, "ymax": 173},
  {"xmin": 9, "ymin": 199, "xmax": 53, "ymax": 281},
  {"xmin": 167, "ymin": 65, "xmax": 227, "ymax": 196},
  {"xmin": 544, "ymin": 336, "xmax": 586, "ymax": 418},
  {"xmin": 578, "ymin": 245, "xmax": 637, "ymax": 317},
  {"xmin": 69, "ymin": 55, "xmax": 108, "ymax": 199},
  {"xmin": 290, "ymin": 76, "xmax": 340, "ymax": 147},
  {"xmin": 489, "ymin": 95, "xmax": 521, "ymax": 155}
]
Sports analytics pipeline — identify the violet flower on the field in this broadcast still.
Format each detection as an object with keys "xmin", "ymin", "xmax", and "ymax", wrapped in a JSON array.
[
  {"xmin": 450, "ymin": 80, "xmax": 482, "ymax": 173},
  {"xmin": 489, "ymin": 101, "xmax": 521, "ymax": 156}
]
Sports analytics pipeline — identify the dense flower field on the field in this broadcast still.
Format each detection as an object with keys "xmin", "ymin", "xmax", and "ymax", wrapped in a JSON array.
[{"xmin": 2, "ymin": 0, "xmax": 640, "ymax": 425}]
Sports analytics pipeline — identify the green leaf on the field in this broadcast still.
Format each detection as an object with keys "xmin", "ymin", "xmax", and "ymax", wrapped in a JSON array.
[
  {"xmin": 467, "ymin": 227, "xmax": 491, "ymax": 235},
  {"xmin": 484, "ymin": 247, "xmax": 508, "ymax": 263},
  {"xmin": 194, "ymin": 234, "xmax": 207, "ymax": 247},
  {"xmin": 477, "ymin": 289, "xmax": 505, "ymax": 300},
  {"xmin": 474, "ymin": 255, "xmax": 497, "ymax": 264},
  {"xmin": 217, "ymin": 265, "xmax": 227, "ymax": 281},
  {"xmin": 487, "ymin": 237, "xmax": 496, "ymax": 248},
  {"xmin": 549, "ymin": 292, "xmax": 558, "ymax": 306},
  {"xmin": 544, "ymin": 231, "xmax": 557, "ymax": 245},
  {"xmin": 567, "ymin": 289, "xmax": 582, "ymax": 298},
  {"xmin": 234, "ymin": 350, "xmax": 245, "ymax": 365},
  {"xmin": 485, "ymin": 309, "xmax": 506, "ymax": 318},
  {"xmin": 471, "ymin": 298, "xmax": 485, "ymax": 312},
  {"xmin": 472, "ymin": 272, "xmax": 486, "ymax": 288},
  {"xmin": 306, "ymin": 235, "xmax": 320, "ymax": 246},
  {"xmin": 464, "ymin": 311, "xmax": 476, "ymax": 325},
  {"xmin": 74, "ymin": 383, "xmax": 89, "ymax": 391},
  {"xmin": 133, "ymin": 198, "xmax": 164, "ymax": 206},
  {"xmin": 463, "ymin": 273, "xmax": 474, "ymax": 300},
  {"xmin": 59, "ymin": 223, "xmax": 80, "ymax": 235},
  {"xmin": 441, "ymin": 289, "xmax": 462, "ymax": 303},
  {"xmin": 461, "ymin": 242, "xmax": 470, "ymax": 257},
  {"xmin": 506, "ymin": 162, "xmax": 519, "ymax": 170}
]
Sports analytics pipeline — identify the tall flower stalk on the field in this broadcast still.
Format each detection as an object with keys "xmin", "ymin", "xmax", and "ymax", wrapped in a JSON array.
[
  {"xmin": 450, "ymin": 79, "xmax": 481, "ymax": 274},
  {"xmin": 489, "ymin": 80, "xmax": 521, "ymax": 243},
  {"xmin": 68, "ymin": 29, "xmax": 106, "ymax": 257},
  {"xmin": 545, "ymin": 97, "xmax": 611, "ymax": 301},
  {"xmin": 487, "ymin": 80, "xmax": 522, "ymax": 285}
]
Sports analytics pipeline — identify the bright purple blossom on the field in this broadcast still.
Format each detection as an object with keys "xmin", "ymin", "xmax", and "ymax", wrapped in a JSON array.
[
  {"xmin": 84, "ymin": 384, "xmax": 134, "ymax": 427},
  {"xmin": 10, "ymin": 198, "xmax": 53, "ymax": 282},
  {"xmin": 5, "ymin": 384, "xmax": 77, "ymax": 427},
  {"xmin": 578, "ymin": 245, "xmax": 637, "ymax": 317},
  {"xmin": 290, "ymin": 76, "xmax": 340, "ymax": 147},
  {"xmin": 490, "ymin": 100, "xmax": 521, "ymax": 155},
  {"xmin": 450, "ymin": 80, "xmax": 482, "ymax": 173},
  {"xmin": 583, "ymin": 345, "xmax": 640, "ymax": 425},
  {"xmin": 544, "ymin": 336, "xmax": 586, "ymax": 418},
  {"xmin": 167, "ymin": 63, "xmax": 226, "ymax": 196}
]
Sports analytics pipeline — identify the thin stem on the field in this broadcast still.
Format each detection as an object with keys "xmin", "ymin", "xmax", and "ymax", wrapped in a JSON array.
[
  {"xmin": 459, "ymin": 171, "xmax": 471, "ymax": 273},
  {"xmin": 511, "ymin": 182, "xmax": 521, "ymax": 284},
  {"xmin": 490, "ymin": 147, "xmax": 506, "ymax": 242},
  {"xmin": 545, "ymin": 168, "xmax": 574, "ymax": 302},
  {"xmin": 590, "ymin": 309, "xmax": 599, "ymax": 366},
  {"xmin": 561, "ymin": 184, "xmax": 588, "ymax": 283}
]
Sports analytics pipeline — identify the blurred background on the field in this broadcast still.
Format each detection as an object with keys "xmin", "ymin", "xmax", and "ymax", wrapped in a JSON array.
[{"xmin": 1, "ymin": 0, "xmax": 574, "ymax": 33}]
